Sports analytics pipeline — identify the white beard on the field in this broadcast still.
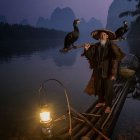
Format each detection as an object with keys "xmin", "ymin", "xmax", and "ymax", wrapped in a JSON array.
[{"xmin": 100, "ymin": 40, "xmax": 106, "ymax": 46}]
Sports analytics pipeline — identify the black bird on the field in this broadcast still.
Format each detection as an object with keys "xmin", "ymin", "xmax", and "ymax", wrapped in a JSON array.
[
  {"xmin": 115, "ymin": 20, "xmax": 128, "ymax": 40},
  {"xmin": 61, "ymin": 19, "xmax": 80, "ymax": 52}
]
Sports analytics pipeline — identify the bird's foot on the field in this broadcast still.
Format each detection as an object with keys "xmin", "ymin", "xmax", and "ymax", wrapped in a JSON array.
[
  {"xmin": 116, "ymin": 38, "xmax": 124, "ymax": 41},
  {"xmin": 120, "ymin": 37, "xmax": 126, "ymax": 41},
  {"xmin": 124, "ymin": 37, "xmax": 127, "ymax": 40},
  {"xmin": 59, "ymin": 48, "xmax": 71, "ymax": 53},
  {"xmin": 81, "ymin": 52, "xmax": 85, "ymax": 56},
  {"xmin": 72, "ymin": 45, "xmax": 78, "ymax": 49}
]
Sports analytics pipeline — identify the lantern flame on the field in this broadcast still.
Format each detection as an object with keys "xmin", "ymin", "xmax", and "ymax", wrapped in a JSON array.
[{"xmin": 40, "ymin": 111, "xmax": 51, "ymax": 123}]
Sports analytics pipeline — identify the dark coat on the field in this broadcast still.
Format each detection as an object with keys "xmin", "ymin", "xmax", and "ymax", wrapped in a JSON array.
[{"xmin": 84, "ymin": 41, "xmax": 125, "ymax": 96}]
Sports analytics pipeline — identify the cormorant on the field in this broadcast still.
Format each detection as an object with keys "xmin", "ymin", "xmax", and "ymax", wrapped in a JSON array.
[
  {"xmin": 115, "ymin": 20, "xmax": 128, "ymax": 40},
  {"xmin": 60, "ymin": 19, "xmax": 80, "ymax": 52}
]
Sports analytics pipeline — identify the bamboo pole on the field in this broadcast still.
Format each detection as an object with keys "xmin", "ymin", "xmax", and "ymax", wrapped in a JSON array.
[
  {"xmin": 72, "ymin": 107, "xmax": 104, "ymax": 140},
  {"xmin": 70, "ymin": 107, "xmax": 110, "ymax": 140}
]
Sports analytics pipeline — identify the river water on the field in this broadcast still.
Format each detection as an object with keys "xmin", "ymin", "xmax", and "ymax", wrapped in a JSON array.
[{"xmin": 0, "ymin": 38, "xmax": 140, "ymax": 139}]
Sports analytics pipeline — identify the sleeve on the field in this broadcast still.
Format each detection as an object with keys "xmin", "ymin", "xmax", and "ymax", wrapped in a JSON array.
[
  {"xmin": 84, "ymin": 44, "xmax": 95, "ymax": 60},
  {"xmin": 111, "ymin": 44, "xmax": 126, "ymax": 61},
  {"xmin": 84, "ymin": 44, "xmax": 95, "ymax": 69},
  {"xmin": 110, "ymin": 60, "xmax": 118, "ymax": 76},
  {"xmin": 110, "ymin": 44, "xmax": 125, "ymax": 77}
]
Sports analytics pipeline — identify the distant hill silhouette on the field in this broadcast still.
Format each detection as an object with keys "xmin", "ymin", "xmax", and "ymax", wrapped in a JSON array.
[
  {"xmin": 20, "ymin": 19, "xmax": 29, "ymax": 25},
  {"xmin": 50, "ymin": 7, "xmax": 76, "ymax": 31},
  {"xmin": 36, "ymin": 17, "xmax": 49, "ymax": 28},
  {"xmin": 0, "ymin": 22, "xmax": 66, "ymax": 40},
  {"xmin": 79, "ymin": 17, "xmax": 103, "ymax": 33},
  {"xmin": 36, "ymin": 7, "xmax": 75, "ymax": 31},
  {"xmin": 106, "ymin": 0, "xmax": 140, "ymax": 58},
  {"xmin": 36, "ymin": 7, "xmax": 103, "ymax": 33},
  {"xmin": 106, "ymin": 0, "xmax": 136, "ymax": 31},
  {"xmin": 0, "ymin": 16, "xmax": 7, "ymax": 23},
  {"xmin": 118, "ymin": 0, "xmax": 140, "ymax": 39}
]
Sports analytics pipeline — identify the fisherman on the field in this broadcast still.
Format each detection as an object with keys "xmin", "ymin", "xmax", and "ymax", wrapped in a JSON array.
[{"xmin": 83, "ymin": 29, "xmax": 125, "ymax": 113}]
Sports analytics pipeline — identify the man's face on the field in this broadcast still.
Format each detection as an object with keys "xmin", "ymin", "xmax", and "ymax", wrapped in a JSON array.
[{"xmin": 99, "ymin": 32, "xmax": 108, "ymax": 41}]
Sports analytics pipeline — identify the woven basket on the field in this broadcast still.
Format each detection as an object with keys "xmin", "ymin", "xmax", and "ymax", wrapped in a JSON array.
[{"xmin": 119, "ymin": 67, "xmax": 135, "ymax": 79}]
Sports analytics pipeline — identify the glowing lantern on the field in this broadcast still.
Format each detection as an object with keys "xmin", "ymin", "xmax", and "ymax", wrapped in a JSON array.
[{"xmin": 40, "ymin": 105, "xmax": 52, "ymax": 123}]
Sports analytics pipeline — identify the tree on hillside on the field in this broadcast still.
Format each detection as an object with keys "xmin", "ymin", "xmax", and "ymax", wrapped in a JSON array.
[{"xmin": 119, "ymin": 0, "xmax": 140, "ymax": 23}]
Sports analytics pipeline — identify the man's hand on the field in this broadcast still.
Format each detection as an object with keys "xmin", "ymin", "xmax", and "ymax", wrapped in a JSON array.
[
  {"xmin": 110, "ymin": 75, "xmax": 116, "ymax": 80},
  {"xmin": 84, "ymin": 43, "xmax": 91, "ymax": 50}
]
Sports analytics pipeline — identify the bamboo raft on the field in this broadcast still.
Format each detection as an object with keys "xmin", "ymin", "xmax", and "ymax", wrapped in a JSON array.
[
  {"xmin": 40, "ymin": 54, "xmax": 139, "ymax": 140},
  {"xmin": 51, "ymin": 56, "xmax": 138, "ymax": 140},
  {"xmin": 53, "ymin": 76, "xmax": 134, "ymax": 140}
]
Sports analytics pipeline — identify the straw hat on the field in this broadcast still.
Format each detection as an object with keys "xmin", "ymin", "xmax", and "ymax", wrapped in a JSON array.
[{"xmin": 91, "ymin": 29, "xmax": 116, "ymax": 40}]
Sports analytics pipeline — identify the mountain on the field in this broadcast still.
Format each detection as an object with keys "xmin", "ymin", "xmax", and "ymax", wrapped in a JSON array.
[
  {"xmin": 79, "ymin": 17, "xmax": 103, "ymax": 33},
  {"xmin": 36, "ymin": 7, "xmax": 76, "ymax": 31},
  {"xmin": 106, "ymin": 0, "xmax": 136, "ymax": 31},
  {"xmin": 36, "ymin": 17, "xmax": 49, "ymax": 28},
  {"xmin": 49, "ymin": 7, "xmax": 76, "ymax": 31},
  {"xmin": 20, "ymin": 19, "xmax": 29, "ymax": 25},
  {"xmin": 36, "ymin": 7, "xmax": 103, "ymax": 33}
]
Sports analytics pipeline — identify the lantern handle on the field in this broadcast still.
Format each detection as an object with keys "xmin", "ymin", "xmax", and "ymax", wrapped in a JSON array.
[{"xmin": 38, "ymin": 78, "xmax": 72, "ymax": 138}]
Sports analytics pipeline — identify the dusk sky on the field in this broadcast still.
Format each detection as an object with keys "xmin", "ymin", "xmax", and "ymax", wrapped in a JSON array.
[{"xmin": 0, "ymin": 0, "xmax": 113, "ymax": 26}]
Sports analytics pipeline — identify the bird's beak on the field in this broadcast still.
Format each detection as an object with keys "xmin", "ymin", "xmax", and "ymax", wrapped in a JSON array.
[
  {"xmin": 124, "ymin": 21, "xmax": 128, "ymax": 25},
  {"xmin": 77, "ymin": 20, "xmax": 80, "ymax": 24}
]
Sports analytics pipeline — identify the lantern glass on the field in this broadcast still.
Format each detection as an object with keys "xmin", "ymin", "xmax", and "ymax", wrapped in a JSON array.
[{"xmin": 40, "ymin": 111, "xmax": 51, "ymax": 122}]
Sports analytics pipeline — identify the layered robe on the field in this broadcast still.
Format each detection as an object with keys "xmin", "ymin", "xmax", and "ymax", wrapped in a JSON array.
[{"xmin": 84, "ymin": 40, "xmax": 125, "ymax": 96}]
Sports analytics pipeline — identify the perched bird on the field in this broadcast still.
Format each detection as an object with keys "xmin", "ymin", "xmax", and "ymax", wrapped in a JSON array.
[
  {"xmin": 115, "ymin": 20, "xmax": 128, "ymax": 40},
  {"xmin": 61, "ymin": 19, "xmax": 80, "ymax": 52}
]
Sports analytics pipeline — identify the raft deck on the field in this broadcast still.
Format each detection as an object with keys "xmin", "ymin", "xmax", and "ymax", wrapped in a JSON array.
[{"xmin": 54, "ymin": 77, "xmax": 134, "ymax": 140}]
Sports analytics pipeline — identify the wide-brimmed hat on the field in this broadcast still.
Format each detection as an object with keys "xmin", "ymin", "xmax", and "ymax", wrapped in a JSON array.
[{"xmin": 91, "ymin": 29, "xmax": 116, "ymax": 40}]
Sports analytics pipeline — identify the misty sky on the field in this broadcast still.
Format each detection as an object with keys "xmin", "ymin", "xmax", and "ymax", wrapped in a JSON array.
[{"xmin": 0, "ymin": 0, "xmax": 113, "ymax": 26}]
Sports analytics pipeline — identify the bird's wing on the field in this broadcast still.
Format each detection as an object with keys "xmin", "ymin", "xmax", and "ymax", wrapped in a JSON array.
[
  {"xmin": 65, "ymin": 32, "xmax": 74, "ymax": 40},
  {"xmin": 115, "ymin": 27, "xmax": 123, "ymax": 33}
]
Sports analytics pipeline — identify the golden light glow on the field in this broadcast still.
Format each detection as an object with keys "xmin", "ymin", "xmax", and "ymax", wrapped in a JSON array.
[{"xmin": 40, "ymin": 111, "xmax": 51, "ymax": 122}]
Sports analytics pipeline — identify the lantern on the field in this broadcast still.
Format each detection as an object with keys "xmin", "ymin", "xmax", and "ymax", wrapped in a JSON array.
[{"xmin": 39, "ymin": 105, "xmax": 53, "ymax": 139}]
